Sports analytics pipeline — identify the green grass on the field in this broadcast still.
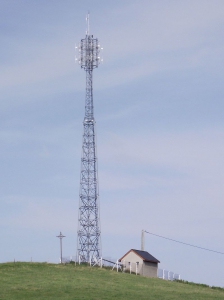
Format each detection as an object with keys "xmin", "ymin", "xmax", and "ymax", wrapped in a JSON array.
[{"xmin": 0, "ymin": 262, "xmax": 223, "ymax": 299}]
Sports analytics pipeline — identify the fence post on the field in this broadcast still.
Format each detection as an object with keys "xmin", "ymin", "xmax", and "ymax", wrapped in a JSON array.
[
  {"xmin": 136, "ymin": 262, "xmax": 139, "ymax": 275},
  {"xmin": 163, "ymin": 269, "xmax": 165, "ymax": 279},
  {"xmin": 129, "ymin": 262, "xmax": 131, "ymax": 274}
]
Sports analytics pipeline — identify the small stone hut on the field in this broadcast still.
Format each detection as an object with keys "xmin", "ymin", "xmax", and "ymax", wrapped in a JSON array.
[{"xmin": 119, "ymin": 249, "xmax": 160, "ymax": 277}]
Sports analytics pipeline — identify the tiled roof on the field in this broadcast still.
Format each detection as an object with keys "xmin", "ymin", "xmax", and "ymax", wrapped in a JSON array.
[
  {"xmin": 132, "ymin": 249, "xmax": 160, "ymax": 263},
  {"xmin": 119, "ymin": 249, "xmax": 160, "ymax": 263}
]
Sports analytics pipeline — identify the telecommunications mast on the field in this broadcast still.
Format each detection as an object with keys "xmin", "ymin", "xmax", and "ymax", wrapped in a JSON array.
[{"xmin": 76, "ymin": 13, "xmax": 102, "ymax": 263}]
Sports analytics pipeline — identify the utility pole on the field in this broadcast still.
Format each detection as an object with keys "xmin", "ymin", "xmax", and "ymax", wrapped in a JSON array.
[
  {"xmin": 141, "ymin": 230, "xmax": 145, "ymax": 251},
  {"xmin": 76, "ymin": 13, "xmax": 103, "ymax": 263},
  {"xmin": 56, "ymin": 232, "xmax": 66, "ymax": 264}
]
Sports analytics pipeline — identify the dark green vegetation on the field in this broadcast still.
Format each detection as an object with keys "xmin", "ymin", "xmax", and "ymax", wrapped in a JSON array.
[
  {"xmin": 175, "ymin": 279, "xmax": 224, "ymax": 291},
  {"xmin": 0, "ymin": 262, "xmax": 223, "ymax": 299}
]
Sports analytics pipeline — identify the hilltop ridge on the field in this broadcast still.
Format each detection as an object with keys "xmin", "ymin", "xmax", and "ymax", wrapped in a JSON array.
[{"xmin": 0, "ymin": 262, "xmax": 223, "ymax": 299}]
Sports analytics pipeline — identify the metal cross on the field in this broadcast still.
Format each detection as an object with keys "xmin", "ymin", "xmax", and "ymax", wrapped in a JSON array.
[{"xmin": 56, "ymin": 232, "xmax": 66, "ymax": 264}]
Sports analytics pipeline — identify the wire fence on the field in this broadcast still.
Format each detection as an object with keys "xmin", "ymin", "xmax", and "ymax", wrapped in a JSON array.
[
  {"xmin": 8, "ymin": 256, "xmax": 181, "ymax": 281},
  {"xmin": 62, "ymin": 256, "xmax": 180, "ymax": 281},
  {"xmin": 157, "ymin": 268, "xmax": 180, "ymax": 281}
]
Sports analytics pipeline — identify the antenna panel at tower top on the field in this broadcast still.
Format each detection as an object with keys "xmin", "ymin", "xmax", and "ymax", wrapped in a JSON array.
[{"xmin": 78, "ymin": 37, "xmax": 101, "ymax": 70}]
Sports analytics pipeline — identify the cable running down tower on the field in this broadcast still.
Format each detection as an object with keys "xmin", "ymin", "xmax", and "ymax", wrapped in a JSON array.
[{"xmin": 76, "ymin": 14, "xmax": 102, "ymax": 263}]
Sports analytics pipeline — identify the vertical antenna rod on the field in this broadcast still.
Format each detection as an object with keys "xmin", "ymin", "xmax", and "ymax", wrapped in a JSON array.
[
  {"xmin": 76, "ymin": 14, "xmax": 102, "ymax": 263},
  {"xmin": 86, "ymin": 12, "xmax": 90, "ymax": 35}
]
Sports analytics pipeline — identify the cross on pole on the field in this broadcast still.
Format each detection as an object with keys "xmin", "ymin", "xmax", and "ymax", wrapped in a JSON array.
[{"xmin": 56, "ymin": 232, "xmax": 66, "ymax": 264}]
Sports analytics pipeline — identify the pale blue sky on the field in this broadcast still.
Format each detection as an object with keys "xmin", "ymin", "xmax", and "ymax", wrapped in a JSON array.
[{"xmin": 1, "ymin": 0, "xmax": 224, "ymax": 286}]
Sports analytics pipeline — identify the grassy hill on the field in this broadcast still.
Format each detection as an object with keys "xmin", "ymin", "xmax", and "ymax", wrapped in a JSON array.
[{"xmin": 0, "ymin": 262, "xmax": 223, "ymax": 299}]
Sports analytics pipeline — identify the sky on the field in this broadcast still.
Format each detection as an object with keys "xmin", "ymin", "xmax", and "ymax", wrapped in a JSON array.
[{"xmin": 0, "ymin": 0, "xmax": 224, "ymax": 287}]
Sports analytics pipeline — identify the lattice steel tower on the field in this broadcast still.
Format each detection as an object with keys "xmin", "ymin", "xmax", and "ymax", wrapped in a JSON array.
[{"xmin": 76, "ymin": 14, "xmax": 102, "ymax": 263}]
